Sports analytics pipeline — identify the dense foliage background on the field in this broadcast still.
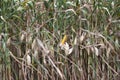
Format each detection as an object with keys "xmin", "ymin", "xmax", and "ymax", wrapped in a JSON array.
[{"xmin": 0, "ymin": 0, "xmax": 120, "ymax": 80}]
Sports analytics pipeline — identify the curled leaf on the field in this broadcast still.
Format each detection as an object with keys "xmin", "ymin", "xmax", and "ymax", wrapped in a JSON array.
[
  {"xmin": 80, "ymin": 32, "xmax": 86, "ymax": 43},
  {"xmin": 26, "ymin": 54, "xmax": 31, "ymax": 65},
  {"xmin": 94, "ymin": 47, "xmax": 99, "ymax": 56},
  {"xmin": 68, "ymin": 48, "xmax": 73, "ymax": 55},
  {"xmin": 62, "ymin": 42, "xmax": 73, "ymax": 56},
  {"xmin": 37, "ymin": 38, "xmax": 49, "ymax": 54},
  {"xmin": 74, "ymin": 37, "xmax": 77, "ymax": 45},
  {"xmin": 32, "ymin": 39, "xmax": 37, "ymax": 50},
  {"xmin": 91, "ymin": 47, "xmax": 99, "ymax": 56},
  {"xmin": 17, "ymin": 6, "xmax": 24, "ymax": 11},
  {"xmin": 7, "ymin": 38, "xmax": 11, "ymax": 46},
  {"xmin": 20, "ymin": 33, "xmax": 25, "ymax": 42},
  {"xmin": 65, "ymin": 9, "xmax": 77, "ymax": 15}
]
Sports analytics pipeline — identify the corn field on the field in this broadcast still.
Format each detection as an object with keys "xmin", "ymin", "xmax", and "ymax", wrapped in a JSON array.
[{"xmin": 0, "ymin": 0, "xmax": 120, "ymax": 80}]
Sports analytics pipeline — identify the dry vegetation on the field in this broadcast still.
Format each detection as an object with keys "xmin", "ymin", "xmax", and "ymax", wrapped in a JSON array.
[{"xmin": 0, "ymin": 0, "xmax": 120, "ymax": 80}]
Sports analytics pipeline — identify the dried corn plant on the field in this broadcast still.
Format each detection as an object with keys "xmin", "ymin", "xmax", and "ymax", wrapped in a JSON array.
[{"xmin": 0, "ymin": 0, "xmax": 120, "ymax": 80}]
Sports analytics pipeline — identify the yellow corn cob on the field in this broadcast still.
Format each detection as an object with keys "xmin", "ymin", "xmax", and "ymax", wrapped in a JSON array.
[{"xmin": 60, "ymin": 35, "xmax": 67, "ymax": 45}]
